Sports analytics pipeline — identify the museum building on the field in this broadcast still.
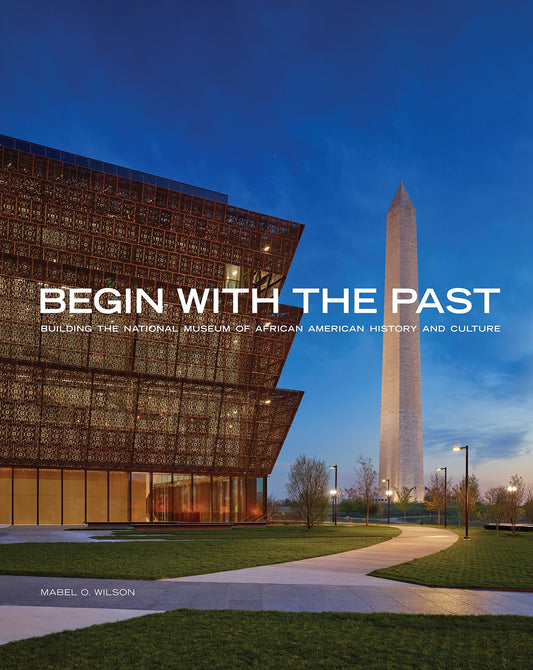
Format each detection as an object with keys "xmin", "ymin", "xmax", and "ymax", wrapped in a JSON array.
[{"xmin": 0, "ymin": 135, "xmax": 303, "ymax": 524}]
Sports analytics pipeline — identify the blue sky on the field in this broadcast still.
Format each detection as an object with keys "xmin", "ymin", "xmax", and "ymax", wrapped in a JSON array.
[{"xmin": 2, "ymin": 0, "xmax": 532, "ymax": 497}]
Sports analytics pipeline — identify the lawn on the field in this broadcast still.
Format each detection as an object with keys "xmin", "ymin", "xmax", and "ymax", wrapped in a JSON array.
[
  {"xmin": 372, "ymin": 526, "xmax": 533, "ymax": 589},
  {"xmin": 0, "ymin": 609, "xmax": 532, "ymax": 669},
  {"xmin": 0, "ymin": 524, "xmax": 400, "ymax": 580}
]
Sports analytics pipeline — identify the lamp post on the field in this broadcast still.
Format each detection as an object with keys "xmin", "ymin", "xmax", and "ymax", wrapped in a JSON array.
[
  {"xmin": 452, "ymin": 445, "xmax": 470, "ymax": 539},
  {"xmin": 382, "ymin": 478, "xmax": 392, "ymax": 524},
  {"xmin": 329, "ymin": 465, "xmax": 337, "ymax": 525},
  {"xmin": 435, "ymin": 467, "xmax": 448, "ymax": 528}
]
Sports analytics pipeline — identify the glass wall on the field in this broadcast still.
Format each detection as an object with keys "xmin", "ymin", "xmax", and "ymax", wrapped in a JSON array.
[
  {"xmin": 231, "ymin": 476, "xmax": 246, "ymax": 523},
  {"xmin": 0, "ymin": 468, "xmax": 12, "ymax": 524},
  {"xmin": 247, "ymin": 477, "xmax": 263, "ymax": 521},
  {"xmin": 13, "ymin": 469, "xmax": 37, "ymax": 524},
  {"xmin": 131, "ymin": 472, "xmax": 150, "ymax": 522},
  {"xmin": 39, "ymin": 469, "xmax": 61, "ymax": 524},
  {"xmin": 4, "ymin": 468, "xmax": 266, "ymax": 524},
  {"xmin": 86, "ymin": 471, "xmax": 108, "ymax": 522},
  {"xmin": 212, "ymin": 476, "xmax": 230, "ymax": 522},
  {"xmin": 256, "ymin": 478, "xmax": 264, "ymax": 519},
  {"xmin": 109, "ymin": 471, "xmax": 128, "ymax": 522},
  {"xmin": 193, "ymin": 475, "xmax": 211, "ymax": 522},
  {"xmin": 153, "ymin": 474, "xmax": 172, "ymax": 521},
  {"xmin": 172, "ymin": 475, "xmax": 191, "ymax": 521},
  {"xmin": 63, "ymin": 470, "xmax": 85, "ymax": 524}
]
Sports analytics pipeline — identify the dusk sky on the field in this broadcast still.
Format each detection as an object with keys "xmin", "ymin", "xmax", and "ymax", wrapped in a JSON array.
[{"xmin": 2, "ymin": 0, "xmax": 532, "ymax": 497}]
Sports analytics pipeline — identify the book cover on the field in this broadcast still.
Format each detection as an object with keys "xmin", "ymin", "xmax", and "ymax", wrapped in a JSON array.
[{"xmin": 1, "ymin": 0, "xmax": 532, "ymax": 657}]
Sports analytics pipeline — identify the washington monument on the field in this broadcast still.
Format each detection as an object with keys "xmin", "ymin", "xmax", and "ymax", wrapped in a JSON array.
[{"xmin": 379, "ymin": 183, "xmax": 424, "ymax": 501}]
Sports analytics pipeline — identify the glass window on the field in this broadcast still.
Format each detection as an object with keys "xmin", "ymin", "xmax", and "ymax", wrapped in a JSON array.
[
  {"xmin": 13, "ymin": 468, "xmax": 37, "ymax": 524},
  {"xmin": 39, "ymin": 469, "xmax": 61, "ymax": 524},
  {"xmin": 63, "ymin": 470, "xmax": 85, "ymax": 524},
  {"xmin": 212, "ymin": 476, "xmax": 230, "ymax": 523},
  {"xmin": 86, "ymin": 471, "xmax": 108, "ymax": 522},
  {"xmin": 0, "ymin": 468, "xmax": 12, "ymax": 524},
  {"xmin": 247, "ymin": 478, "xmax": 262, "ymax": 521},
  {"xmin": 231, "ymin": 476, "xmax": 245, "ymax": 523},
  {"xmin": 109, "ymin": 471, "xmax": 128, "ymax": 522},
  {"xmin": 257, "ymin": 478, "xmax": 264, "ymax": 499},
  {"xmin": 131, "ymin": 472, "xmax": 150, "ymax": 522},
  {"xmin": 192, "ymin": 475, "xmax": 211, "ymax": 522},
  {"xmin": 153, "ymin": 474, "xmax": 172, "ymax": 521},
  {"xmin": 224, "ymin": 264, "xmax": 250, "ymax": 289},
  {"xmin": 172, "ymin": 475, "xmax": 191, "ymax": 521},
  {"xmin": 224, "ymin": 263, "xmax": 241, "ymax": 289}
]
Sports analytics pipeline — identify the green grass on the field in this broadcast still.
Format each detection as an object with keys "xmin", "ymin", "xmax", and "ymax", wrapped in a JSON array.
[
  {"xmin": 0, "ymin": 524, "xmax": 400, "ymax": 580},
  {"xmin": 0, "ymin": 610, "xmax": 532, "ymax": 669},
  {"xmin": 372, "ymin": 526, "xmax": 533, "ymax": 589}
]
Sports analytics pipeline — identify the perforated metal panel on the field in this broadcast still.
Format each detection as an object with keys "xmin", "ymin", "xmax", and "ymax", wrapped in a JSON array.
[{"xmin": 0, "ymin": 141, "xmax": 304, "ymax": 476}]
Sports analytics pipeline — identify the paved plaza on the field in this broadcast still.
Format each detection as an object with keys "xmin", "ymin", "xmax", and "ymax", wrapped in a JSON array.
[{"xmin": 1, "ymin": 525, "xmax": 532, "ymax": 645}]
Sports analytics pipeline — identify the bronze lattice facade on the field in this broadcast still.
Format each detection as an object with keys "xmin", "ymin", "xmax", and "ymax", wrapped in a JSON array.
[{"xmin": 0, "ymin": 135, "xmax": 303, "ymax": 524}]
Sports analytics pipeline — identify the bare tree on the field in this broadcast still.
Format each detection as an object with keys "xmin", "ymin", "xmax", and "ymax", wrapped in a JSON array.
[
  {"xmin": 396, "ymin": 486, "xmax": 415, "ymax": 523},
  {"xmin": 523, "ymin": 490, "xmax": 533, "ymax": 523},
  {"xmin": 453, "ymin": 474, "xmax": 484, "ymax": 524},
  {"xmin": 424, "ymin": 472, "xmax": 446, "ymax": 525},
  {"xmin": 505, "ymin": 474, "xmax": 527, "ymax": 536},
  {"xmin": 286, "ymin": 454, "xmax": 330, "ymax": 531},
  {"xmin": 485, "ymin": 486, "xmax": 507, "ymax": 531},
  {"xmin": 354, "ymin": 455, "xmax": 377, "ymax": 526},
  {"xmin": 266, "ymin": 495, "xmax": 282, "ymax": 519}
]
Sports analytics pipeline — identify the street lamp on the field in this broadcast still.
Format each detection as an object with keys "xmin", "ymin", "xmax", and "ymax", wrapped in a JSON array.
[
  {"xmin": 435, "ymin": 467, "xmax": 448, "ymax": 528},
  {"xmin": 329, "ymin": 465, "xmax": 338, "ymax": 525},
  {"xmin": 452, "ymin": 445, "xmax": 470, "ymax": 539},
  {"xmin": 382, "ymin": 478, "xmax": 392, "ymax": 524}
]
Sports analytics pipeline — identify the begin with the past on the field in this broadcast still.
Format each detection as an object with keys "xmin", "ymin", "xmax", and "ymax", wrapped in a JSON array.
[{"xmin": 40, "ymin": 286, "xmax": 501, "ymax": 315}]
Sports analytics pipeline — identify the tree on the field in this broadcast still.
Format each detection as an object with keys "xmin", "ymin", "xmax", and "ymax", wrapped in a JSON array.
[
  {"xmin": 338, "ymin": 499, "xmax": 361, "ymax": 516},
  {"xmin": 354, "ymin": 455, "xmax": 378, "ymax": 526},
  {"xmin": 338, "ymin": 498, "xmax": 377, "ymax": 518},
  {"xmin": 505, "ymin": 474, "xmax": 527, "ymax": 536},
  {"xmin": 485, "ymin": 486, "xmax": 507, "ymax": 531},
  {"xmin": 395, "ymin": 487, "xmax": 415, "ymax": 522},
  {"xmin": 286, "ymin": 454, "xmax": 330, "ymax": 531},
  {"xmin": 266, "ymin": 495, "xmax": 282, "ymax": 518},
  {"xmin": 523, "ymin": 490, "xmax": 533, "ymax": 523},
  {"xmin": 424, "ymin": 472, "xmax": 450, "ymax": 525},
  {"xmin": 453, "ymin": 475, "xmax": 483, "ymax": 524}
]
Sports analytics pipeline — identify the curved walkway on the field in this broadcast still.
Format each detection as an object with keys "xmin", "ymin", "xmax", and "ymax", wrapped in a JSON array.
[
  {"xmin": 170, "ymin": 524, "xmax": 457, "ymax": 586},
  {"xmin": 1, "ymin": 525, "xmax": 532, "ymax": 645}
]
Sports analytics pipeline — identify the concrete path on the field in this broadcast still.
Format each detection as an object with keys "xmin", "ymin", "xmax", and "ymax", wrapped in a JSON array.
[
  {"xmin": 0, "ymin": 525, "xmax": 113, "ymax": 543},
  {"xmin": 1, "ymin": 525, "xmax": 532, "ymax": 646},
  {"xmin": 170, "ymin": 524, "xmax": 456, "ymax": 586}
]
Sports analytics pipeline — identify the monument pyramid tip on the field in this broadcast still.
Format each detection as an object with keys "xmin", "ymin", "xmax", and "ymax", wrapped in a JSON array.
[{"xmin": 388, "ymin": 182, "xmax": 415, "ymax": 211}]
